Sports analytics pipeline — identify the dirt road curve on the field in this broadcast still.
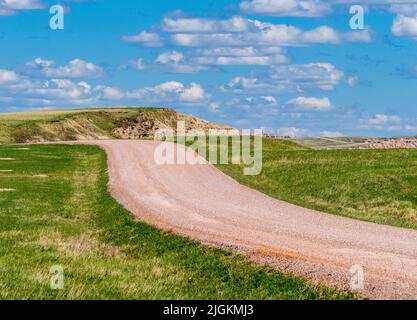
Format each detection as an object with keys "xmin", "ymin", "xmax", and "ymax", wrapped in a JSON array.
[{"xmin": 66, "ymin": 140, "xmax": 417, "ymax": 299}]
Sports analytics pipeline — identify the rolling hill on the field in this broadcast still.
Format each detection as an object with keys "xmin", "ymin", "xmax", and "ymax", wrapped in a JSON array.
[{"xmin": 0, "ymin": 108, "xmax": 230, "ymax": 144}]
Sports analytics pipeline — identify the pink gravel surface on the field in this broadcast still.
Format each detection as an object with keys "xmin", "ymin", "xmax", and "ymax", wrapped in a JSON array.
[{"xmin": 58, "ymin": 140, "xmax": 417, "ymax": 299}]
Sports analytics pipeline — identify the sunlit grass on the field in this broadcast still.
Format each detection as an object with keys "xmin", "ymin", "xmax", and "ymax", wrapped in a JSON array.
[
  {"xmin": 0, "ymin": 144, "xmax": 351, "ymax": 300},
  {"xmin": 215, "ymin": 138, "xmax": 417, "ymax": 230}
]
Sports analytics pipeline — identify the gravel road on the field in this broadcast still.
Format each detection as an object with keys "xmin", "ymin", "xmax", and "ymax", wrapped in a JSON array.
[{"xmin": 63, "ymin": 140, "xmax": 417, "ymax": 299}]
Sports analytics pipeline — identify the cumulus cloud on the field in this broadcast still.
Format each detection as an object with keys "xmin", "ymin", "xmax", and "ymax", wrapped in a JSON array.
[
  {"xmin": 223, "ymin": 63, "xmax": 345, "ymax": 94},
  {"xmin": 122, "ymin": 31, "xmax": 164, "ymax": 47},
  {"xmin": 0, "ymin": 76, "xmax": 96, "ymax": 107},
  {"xmin": 25, "ymin": 58, "xmax": 105, "ymax": 78},
  {"xmin": 152, "ymin": 47, "xmax": 289, "ymax": 71},
  {"xmin": 155, "ymin": 51, "xmax": 207, "ymax": 73},
  {"xmin": 360, "ymin": 114, "xmax": 404, "ymax": 131},
  {"xmin": 261, "ymin": 96, "xmax": 277, "ymax": 104},
  {"xmin": 169, "ymin": 19, "xmax": 371, "ymax": 47},
  {"xmin": 366, "ymin": 114, "xmax": 401, "ymax": 125},
  {"xmin": 194, "ymin": 46, "xmax": 289, "ymax": 66},
  {"xmin": 0, "ymin": 63, "xmax": 209, "ymax": 108},
  {"xmin": 162, "ymin": 16, "xmax": 252, "ymax": 33},
  {"xmin": 127, "ymin": 16, "xmax": 371, "ymax": 50},
  {"xmin": 240, "ymin": 0, "xmax": 332, "ymax": 17},
  {"xmin": 270, "ymin": 63, "xmax": 344, "ymax": 91},
  {"xmin": 287, "ymin": 96, "xmax": 333, "ymax": 111},
  {"xmin": 0, "ymin": 0, "xmax": 44, "ymax": 16},
  {"xmin": 156, "ymin": 51, "xmax": 184, "ymax": 64},
  {"xmin": 0, "ymin": 69, "xmax": 19, "ymax": 84},
  {"xmin": 392, "ymin": 14, "xmax": 417, "ymax": 38},
  {"xmin": 106, "ymin": 81, "xmax": 209, "ymax": 104},
  {"xmin": 178, "ymin": 83, "xmax": 208, "ymax": 102}
]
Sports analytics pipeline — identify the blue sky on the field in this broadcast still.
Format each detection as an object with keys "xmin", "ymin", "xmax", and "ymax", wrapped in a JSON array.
[{"xmin": 1, "ymin": 0, "xmax": 417, "ymax": 137}]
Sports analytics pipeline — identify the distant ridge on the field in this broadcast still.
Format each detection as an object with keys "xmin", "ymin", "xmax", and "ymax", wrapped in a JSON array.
[{"xmin": 0, "ymin": 108, "xmax": 231, "ymax": 144}]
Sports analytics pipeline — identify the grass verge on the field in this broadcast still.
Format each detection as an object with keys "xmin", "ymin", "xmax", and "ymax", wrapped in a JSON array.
[{"xmin": 214, "ymin": 138, "xmax": 417, "ymax": 230}]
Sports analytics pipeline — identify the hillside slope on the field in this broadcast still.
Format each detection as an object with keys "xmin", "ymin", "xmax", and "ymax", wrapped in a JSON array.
[{"xmin": 0, "ymin": 108, "xmax": 230, "ymax": 144}]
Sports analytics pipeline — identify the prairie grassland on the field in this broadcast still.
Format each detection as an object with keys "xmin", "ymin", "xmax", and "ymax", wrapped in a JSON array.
[
  {"xmin": 0, "ymin": 144, "xmax": 351, "ymax": 300},
  {"xmin": 214, "ymin": 138, "xmax": 417, "ymax": 230}
]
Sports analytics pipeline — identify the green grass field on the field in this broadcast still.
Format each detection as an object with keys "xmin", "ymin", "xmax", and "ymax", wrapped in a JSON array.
[
  {"xmin": 0, "ymin": 144, "xmax": 351, "ymax": 300},
  {"xmin": 215, "ymin": 138, "xmax": 417, "ymax": 230}
]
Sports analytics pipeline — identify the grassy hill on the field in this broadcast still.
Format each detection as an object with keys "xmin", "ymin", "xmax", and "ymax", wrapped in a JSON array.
[{"xmin": 0, "ymin": 108, "xmax": 230, "ymax": 144}]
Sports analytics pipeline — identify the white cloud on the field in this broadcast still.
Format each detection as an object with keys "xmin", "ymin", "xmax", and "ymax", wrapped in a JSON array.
[
  {"xmin": 0, "ymin": 69, "xmax": 19, "ymax": 84},
  {"xmin": 134, "ymin": 16, "xmax": 372, "ymax": 49},
  {"xmin": 270, "ymin": 63, "xmax": 345, "ymax": 91},
  {"xmin": 197, "ymin": 47, "xmax": 261, "ymax": 56},
  {"xmin": 208, "ymin": 102, "xmax": 221, "ymax": 112},
  {"xmin": 392, "ymin": 14, "xmax": 417, "ymax": 38},
  {"xmin": 122, "ymin": 31, "xmax": 164, "ymax": 47},
  {"xmin": 25, "ymin": 58, "xmax": 105, "ymax": 78},
  {"xmin": 98, "ymin": 86, "xmax": 125, "ymax": 100},
  {"xmin": 222, "ymin": 77, "xmax": 276, "ymax": 93},
  {"xmin": 156, "ymin": 51, "xmax": 185, "ymax": 64},
  {"xmin": 360, "ymin": 114, "xmax": 404, "ymax": 131},
  {"xmin": 179, "ymin": 83, "xmax": 207, "ymax": 102},
  {"xmin": 1, "ymin": 77, "xmax": 94, "ymax": 103},
  {"xmin": 240, "ymin": 0, "xmax": 332, "ymax": 17},
  {"xmin": 0, "ymin": 64, "xmax": 209, "ymax": 108},
  {"xmin": 155, "ymin": 51, "xmax": 207, "ymax": 73},
  {"xmin": 367, "ymin": 114, "xmax": 401, "ymax": 125},
  {"xmin": 129, "ymin": 58, "xmax": 145, "ymax": 70},
  {"xmin": 195, "ymin": 55, "xmax": 288, "ymax": 66},
  {"xmin": 261, "ymin": 96, "xmax": 277, "ymax": 104},
  {"xmin": 0, "ymin": 0, "xmax": 44, "ymax": 16},
  {"xmin": 125, "ymin": 81, "xmax": 209, "ymax": 104},
  {"xmin": 162, "ymin": 16, "xmax": 252, "ymax": 33},
  {"xmin": 287, "ymin": 96, "xmax": 333, "ymax": 111},
  {"xmin": 194, "ymin": 46, "xmax": 289, "ymax": 66},
  {"xmin": 223, "ymin": 63, "xmax": 346, "ymax": 94},
  {"xmin": 239, "ymin": 0, "xmax": 417, "ymax": 19},
  {"xmin": 169, "ymin": 19, "xmax": 371, "ymax": 47}
]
